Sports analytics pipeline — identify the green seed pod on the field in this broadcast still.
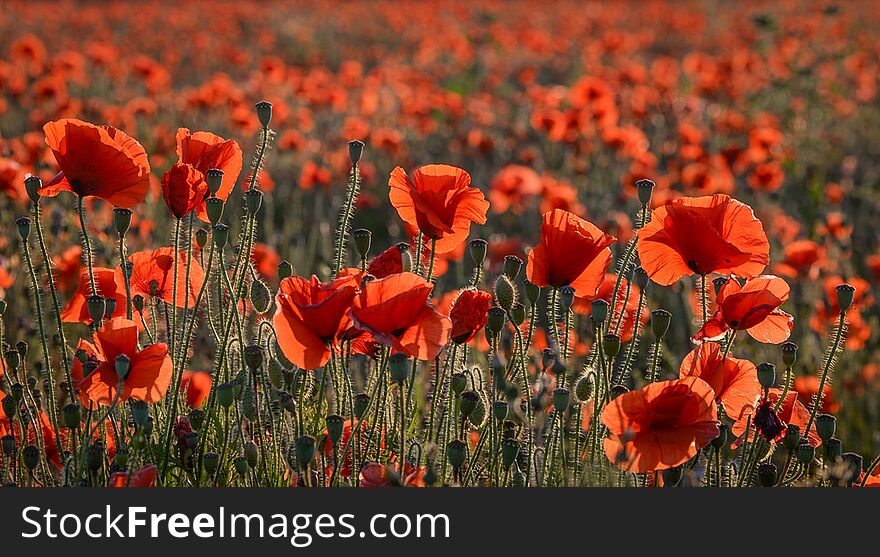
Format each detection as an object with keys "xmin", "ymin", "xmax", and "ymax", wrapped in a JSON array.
[
  {"xmin": 781, "ymin": 342, "xmax": 798, "ymax": 368},
  {"xmin": 114, "ymin": 354, "xmax": 131, "ymax": 382},
  {"xmin": 661, "ymin": 466, "xmax": 682, "ymax": 487},
  {"xmin": 493, "ymin": 275, "xmax": 516, "ymax": 311},
  {"xmin": 446, "ymin": 439, "xmax": 468, "ymax": 470},
  {"xmin": 195, "ymin": 228, "xmax": 209, "ymax": 250},
  {"xmin": 825, "ymin": 437, "xmax": 842, "ymax": 461},
  {"xmin": 242, "ymin": 383, "xmax": 257, "ymax": 421},
  {"xmin": 711, "ymin": 423, "xmax": 729, "ymax": 449},
  {"xmin": 354, "ymin": 393, "xmax": 370, "ymax": 420},
  {"xmin": 87, "ymin": 295, "xmax": 106, "ymax": 324},
  {"xmin": 603, "ymin": 334, "xmax": 621, "ymax": 358},
  {"xmin": 245, "ymin": 189, "xmax": 263, "ymax": 215},
  {"xmin": 486, "ymin": 306, "xmax": 505, "ymax": 334},
  {"xmin": 636, "ymin": 178, "xmax": 655, "ymax": 207},
  {"xmin": 294, "ymin": 435, "xmax": 317, "ymax": 467},
  {"xmin": 423, "ymin": 465, "xmax": 438, "ymax": 486},
  {"xmin": 244, "ymin": 344, "xmax": 264, "ymax": 370},
  {"xmin": 62, "ymin": 403, "xmax": 82, "ymax": 429},
  {"xmin": 756, "ymin": 362, "xmax": 776, "ymax": 389},
  {"xmin": 610, "ymin": 385, "xmax": 629, "ymax": 399},
  {"xmin": 22, "ymin": 445, "xmax": 40, "ymax": 471},
  {"xmin": 816, "ymin": 414, "xmax": 836, "ymax": 443},
  {"xmin": 575, "ymin": 374, "xmax": 593, "ymax": 402},
  {"xmin": 591, "ymin": 299, "xmax": 609, "ymax": 326},
  {"xmin": 503, "ymin": 255, "xmax": 522, "ymax": 280},
  {"xmin": 15, "ymin": 340, "xmax": 27, "ymax": 360},
  {"xmin": 352, "ymin": 228, "xmax": 371, "ymax": 260},
  {"xmin": 86, "ymin": 442, "xmax": 104, "ymax": 472},
  {"xmin": 267, "ymin": 359, "xmax": 284, "ymax": 389},
  {"xmin": 132, "ymin": 294, "xmax": 145, "ymax": 313},
  {"xmin": 835, "ymin": 283, "xmax": 855, "ymax": 312},
  {"xmin": 203, "ymin": 452, "xmax": 220, "ymax": 475},
  {"xmin": 254, "ymin": 101, "xmax": 272, "ymax": 127},
  {"xmin": 389, "ymin": 352, "xmax": 411, "ymax": 385},
  {"xmin": 104, "ymin": 298, "xmax": 117, "ymax": 319},
  {"xmin": 757, "ymin": 462, "xmax": 777, "ymax": 487},
  {"xmin": 509, "ymin": 303, "xmax": 526, "ymax": 327},
  {"xmin": 206, "ymin": 169, "xmax": 224, "ymax": 196},
  {"xmin": 278, "ymin": 260, "xmax": 294, "ymax": 280},
  {"xmin": 782, "ymin": 424, "xmax": 801, "ymax": 452},
  {"xmin": 16, "ymin": 216, "xmax": 30, "ymax": 240},
  {"xmin": 492, "ymin": 400, "xmax": 509, "ymax": 422},
  {"xmin": 130, "ymin": 399, "xmax": 149, "ymax": 428},
  {"xmin": 450, "ymin": 372, "xmax": 468, "ymax": 395},
  {"xmin": 459, "ymin": 391, "xmax": 480, "ymax": 419},
  {"xmin": 650, "ymin": 308, "xmax": 671, "ymax": 339},
  {"xmin": 244, "ymin": 440, "xmax": 259, "ymax": 468},
  {"xmin": 205, "ymin": 197, "xmax": 225, "ymax": 225},
  {"xmin": 633, "ymin": 266, "xmax": 650, "ymax": 290},
  {"xmin": 113, "ymin": 208, "xmax": 132, "ymax": 236},
  {"xmin": 4, "ymin": 350, "xmax": 19, "ymax": 371},
  {"xmin": 468, "ymin": 239, "xmax": 487, "ymax": 266},
  {"xmin": 553, "ymin": 387, "xmax": 570, "ymax": 413},
  {"xmin": 523, "ymin": 280, "xmax": 540, "ymax": 307},
  {"xmin": 468, "ymin": 393, "xmax": 487, "ymax": 427},
  {"xmin": 10, "ymin": 383, "xmax": 23, "ymax": 402},
  {"xmin": 217, "ymin": 382, "xmax": 236, "ymax": 409},
  {"xmin": 1, "ymin": 435, "xmax": 16, "ymax": 456},
  {"xmin": 348, "ymin": 140, "xmax": 365, "ymax": 164},
  {"xmin": 501, "ymin": 438, "xmax": 520, "ymax": 469},
  {"xmin": 326, "ymin": 414, "xmax": 345, "ymax": 445},
  {"xmin": 796, "ymin": 441, "xmax": 815, "ymax": 466},
  {"xmin": 24, "ymin": 175, "xmax": 42, "ymax": 204},
  {"xmin": 188, "ymin": 409, "xmax": 206, "ymax": 431},
  {"xmin": 250, "ymin": 279, "xmax": 272, "ymax": 314},
  {"xmin": 213, "ymin": 223, "xmax": 229, "ymax": 248},
  {"xmin": 234, "ymin": 456, "xmax": 249, "ymax": 477},
  {"xmin": 559, "ymin": 286, "xmax": 575, "ymax": 312},
  {"xmin": 396, "ymin": 242, "xmax": 413, "ymax": 273}
]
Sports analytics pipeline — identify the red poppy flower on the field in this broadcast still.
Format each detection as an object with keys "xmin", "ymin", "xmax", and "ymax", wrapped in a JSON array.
[
  {"xmin": 175, "ymin": 128, "xmax": 243, "ymax": 221},
  {"xmin": 273, "ymin": 274, "xmax": 359, "ymax": 370},
  {"xmin": 71, "ymin": 318, "xmax": 173, "ymax": 406},
  {"xmin": 389, "ymin": 164, "xmax": 489, "ymax": 255},
  {"xmin": 39, "ymin": 118, "xmax": 151, "ymax": 208},
  {"xmin": 489, "ymin": 164, "xmax": 542, "ymax": 214},
  {"xmin": 110, "ymin": 464, "xmax": 158, "ymax": 487},
  {"xmin": 350, "ymin": 272, "xmax": 451, "ymax": 360},
  {"xmin": 448, "ymin": 289, "xmax": 494, "ymax": 344},
  {"xmin": 637, "ymin": 194, "xmax": 769, "ymax": 285},
  {"xmin": 252, "ymin": 243, "xmax": 280, "ymax": 281},
  {"xmin": 526, "ymin": 209, "xmax": 615, "ymax": 299},
  {"xmin": 573, "ymin": 273, "xmax": 647, "ymax": 342},
  {"xmin": 180, "ymin": 370, "xmax": 213, "ymax": 409},
  {"xmin": 601, "ymin": 376, "xmax": 719, "ymax": 473},
  {"xmin": 127, "ymin": 248, "xmax": 206, "ymax": 308},
  {"xmin": 679, "ymin": 342, "xmax": 761, "ymax": 420},
  {"xmin": 0, "ymin": 397, "xmax": 62, "ymax": 470},
  {"xmin": 731, "ymin": 389, "xmax": 820, "ymax": 447},
  {"xmin": 161, "ymin": 162, "xmax": 207, "ymax": 219},
  {"xmin": 694, "ymin": 275, "xmax": 793, "ymax": 344},
  {"xmin": 60, "ymin": 267, "xmax": 148, "ymax": 327},
  {"xmin": 322, "ymin": 418, "xmax": 369, "ymax": 478},
  {"xmin": 0, "ymin": 157, "xmax": 28, "ymax": 200}
]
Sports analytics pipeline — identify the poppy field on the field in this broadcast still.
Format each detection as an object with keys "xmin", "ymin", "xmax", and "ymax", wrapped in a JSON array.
[{"xmin": 0, "ymin": 0, "xmax": 879, "ymax": 488}]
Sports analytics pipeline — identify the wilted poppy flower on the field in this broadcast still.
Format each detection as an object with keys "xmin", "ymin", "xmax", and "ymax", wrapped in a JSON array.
[
  {"xmin": 273, "ymin": 274, "xmax": 359, "ymax": 370},
  {"xmin": 679, "ymin": 342, "xmax": 761, "ymax": 420},
  {"xmin": 526, "ymin": 209, "xmax": 615, "ymax": 299},
  {"xmin": 637, "ymin": 194, "xmax": 769, "ymax": 286},
  {"xmin": 731, "ymin": 389, "xmax": 820, "ymax": 447},
  {"xmin": 39, "ymin": 118, "xmax": 151, "ymax": 208},
  {"xmin": 180, "ymin": 370, "xmax": 212, "ymax": 409},
  {"xmin": 350, "ymin": 272, "xmax": 451, "ymax": 360},
  {"xmin": 448, "ymin": 289, "xmax": 494, "ymax": 344},
  {"xmin": 601, "ymin": 376, "xmax": 719, "ymax": 473},
  {"xmin": 175, "ymin": 128, "xmax": 243, "ymax": 221},
  {"xmin": 389, "ymin": 164, "xmax": 489, "ymax": 254},
  {"xmin": 694, "ymin": 275, "xmax": 793, "ymax": 344},
  {"xmin": 110, "ymin": 464, "xmax": 158, "ymax": 487},
  {"xmin": 127, "ymin": 247, "xmax": 206, "ymax": 308},
  {"xmin": 71, "ymin": 318, "xmax": 173, "ymax": 406}
]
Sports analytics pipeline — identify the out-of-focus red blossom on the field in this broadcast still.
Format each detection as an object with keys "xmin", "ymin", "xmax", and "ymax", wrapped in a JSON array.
[
  {"xmin": 810, "ymin": 276, "xmax": 872, "ymax": 350},
  {"xmin": 573, "ymin": 273, "xmax": 647, "ymax": 342},
  {"xmin": 61, "ymin": 267, "xmax": 147, "ymax": 326},
  {"xmin": 0, "ymin": 157, "xmax": 28, "ymax": 200},
  {"xmin": 772, "ymin": 240, "xmax": 825, "ymax": 279},
  {"xmin": 110, "ymin": 464, "xmax": 158, "ymax": 487},
  {"xmin": 489, "ymin": 164, "xmax": 542, "ymax": 214},
  {"xmin": 252, "ymin": 243, "xmax": 281, "ymax": 281},
  {"xmin": 793, "ymin": 375, "xmax": 839, "ymax": 414},
  {"xmin": 52, "ymin": 245, "xmax": 83, "ymax": 293},
  {"xmin": 180, "ymin": 371, "xmax": 212, "ymax": 409},
  {"xmin": 694, "ymin": 275, "xmax": 793, "ymax": 344}
]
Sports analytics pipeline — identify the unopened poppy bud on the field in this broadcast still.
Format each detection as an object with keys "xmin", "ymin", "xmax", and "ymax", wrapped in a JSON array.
[
  {"xmin": 348, "ymin": 139, "xmax": 365, "ymax": 164},
  {"xmin": 627, "ymin": 269, "xmax": 647, "ymax": 292},
  {"xmin": 213, "ymin": 223, "xmax": 229, "ymax": 248},
  {"xmin": 244, "ymin": 344, "xmax": 264, "ymax": 370},
  {"xmin": 132, "ymin": 294, "xmax": 145, "ymax": 313},
  {"xmin": 86, "ymin": 295, "xmax": 105, "ymax": 324},
  {"xmin": 553, "ymin": 387, "xmax": 570, "ymax": 413},
  {"xmin": 254, "ymin": 101, "xmax": 272, "ymax": 127},
  {"xmin": 24, "ymin": 175, "xmax": 42, "ymax": 203},
  {"xmin": 250, "ymin": 280, "xmax": 271, "ymax": 314},
  {"xmin": 206, "ymin": 168, "xmax": 224, "ymax": 195},
  {"xmin": 205, "ymin": 197, "xmax": 225, "ymax": 225},
  {"xmin": 11, "ymin": 383, "xmax": 23, "ymax": 402},
  {"xmin": 711, "ymin": 423, "xmax": 729, "ymax": 449},
  {"xmin": 650, "ymin": 308, "xmax": 671, "ymax": 339},
  {"xmin": 195, "ymin": 228, "xmax": 209, "ymax": 250},
  {"xmin": 104, "ymin": 297, "xmax": 117, "ymax": 319},
  {"xmin": 575, "ymin": 375, "xmax": 593, "ymax": 402},
  {"xmin": 114, "ymin": 354, "xmax": 131, "ymax": 381},
  {"xmin": 352, "ymin": 229, "xmax": 371, "ymax": 260},
  {"xmin": 294, "ymin": 435, "xmax": 317, "ymax": 467},
  {"xmin": 468, "ymin": 239, "xmax": 487, "ymax": 266},
  {"xmin": 468, "ymin": 394, "xmax": 487, "ymax": 427},
  {"xmin": 326, "ymin": 414, "xmax": 345, "ymax": 445},
  {"xmin": 492, "ymin": 400, "xmax": 509, "ymax": 421},
  {"xmin": 780, "ymin": 342, "xmax": 798, "ymax": 368},
  {"xmin": 389, "ymin": 352, "xmax": 410, "ymax": 385},
  {"xmin": 494, "ymin": 276, "xmax": 516, "ymax": 310},
  {"xmin": 460, "ymin": 391, "xmax": 480, "ymax": 419},
  {"xmin": 243, "ymin": 440, "xmax": 259, "ymax": 468},
  {"xmin": 217, "ymin": 382, "xmax": 236, "ymax": 409},
  {"xmin": 149, "ymin": 280, "xmax": 160, "ymax": 297},
  {"xmin": 15, "ymin": 340, "xmax": 27, "ymax": 359},
  {"xmin": 188, "ymin": 408, "xmax": 206, "ymax": 431},
  {"xmin": 783, "ymin": 424, "xmax": 801, "ymax": 451},
  {"xmin": 559, "ymin": 286, "xmax": 575, "ymax": 311},
  {"xmin": 1, "ymin": 434, "xmax": 16, "ymax": 456},
  {"xmin": 22, "ymin": 445, "xmax": 39, "ymax": 471},
  {"xmin": 503, "ymin": 255, "xmax": 522, "ymax": 280},
  {"xmin": 4, "ymin": 350, "xmax": 20, "ymax": 370},
  {"xmin": 796, "ymin": 441, "xmax": 815, "ymax": 465},
  {"xmin": 757, "ymin": 462, "xmax": 777, "ymax": 487},
  {"xmin": 245, "ymin": 189, "xmax": 263, "ymax": 215},
  {"xmin": 610, "ymin": 385, "xmax": 629, "ymax": 399},
  {"xmin": 241, "ymin": 384, "xmax": 257, "ymax": 421},
  {"xmin": 130, "ymin": 399, "xmax": 149, "ymax": 427},
  {"xmin": 486, "ymin": 306, "xmax": 505, "ymax": 334},
  {"xmin": 509, "ymin": 303, "xmax": 526, "ymax": 326},
  {"xmin": 111, "ymin": 208, "xmax": 132, "ymax": 236},
  {"xmin": 446, "ymin": 439, "xmax": 468, "ymax": 470},
  {"xmin": 62, "ymin": 403, "xmax": 82, "ymax": 429},
  {"xmin": 16, "ymin": 216, "xmax": 30, "ymax": 240},
  {"xmin": 234, "ymin": 456, "xmax": 249, "ymax": 477},
  {"xmin": 661, "ymin": 466, "xmax": 682, "ymax": 487},
  {"xmin": 835, "ymin": 283, "xmax": 855, "ymax": 313},
  {"xmin": 603, "ymin": 334, "xmax": 621, "ymax": 358},
  {"xmin": 354, "ymin": 393, "xmax": 370, "ymax": 419},
  {"xmin": 756, "ymin": 362, "xmax": 775, "ymax": 389},
  {"xmin": 840, "ymin": 452, "xmax": 863, "ymax": 486},
  {"xmin": 636, "ymin": 179, "xmax": 655, "ymax": 206},
  {"xmin": 86, "ymin": 442, "xmax": 104, "ymax": 471},
  {"xmin": 450, "ymin": 372, "xmax": 468, "ymax": 395},
  {"xmin": 591, "ymin": 299, "xmax": 609, "ymax": 326},
  {"xmin": 523, "ymin": 280, "xmax": 540, "ymax": 306},
  {"xmin": 1, "ymin": 396, "xmax": 17, "ymax": 418},
  {"xmin": 203, "ymin": 452, "xmax": 220, "ymax": 475},
  {"xmin": 396, "ymin": 242, "xmax": 413, "ymax": 272},
  {"xmin": 825, "ymin": 437, "xmax": 842, "ymax": 461},
  {"xmin": 512, "ymin": 466, "xmax": 526, "ymax": 487},
  {"xmin": 277, "ymin": 260, "xmax": 293, "ymax": 280},
  {"xmin": 816, "ymin": 414, "xmax": 836, "ymax": 443},
  {"xmin": 501, "ymin": 438, "xmax": 520, "ymax": 469}
]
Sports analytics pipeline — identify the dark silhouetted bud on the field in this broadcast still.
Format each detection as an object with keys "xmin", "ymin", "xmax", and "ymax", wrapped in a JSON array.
[
  {"xmin": 559, "ymin": 286, "xmax": 575, "ymax": 311},
  {"xmin": 503, "ymin": 255, "xmax": 522, "ymax": 280},
  {"xmin": 460, "ymin": 391, "xmax": 480, "ymax": 418},
  {"xmin": 757, "ymin": 462, "xmax": 777, "ymax": 487},
  {"xmin": 348, "ymin": 140, "xmax": 365, "ymax": 164},
  {"xmin": 450, "ymin": 372, "xmax": 468, "ymax": 395},
  {"xmin": 206, "ymin": 169, "xmax": 224, "ymax": 195},
  {"xmin": 603, "ymin": 334, "xmax": 621, "ymax": 358},
  {"xmin": 796, "ymin": 441, "xmax": 815, "ymax": 465},
  {"xmin": 492, "ymin": 400, "xmax": 509, "ymax": 422},
  {"xmin": 781, "ymin": 342, "xmax": 798, "ymax": 368},
  {"xmin": 213, "ymin": 223, "xmax": 229, "ymax": 248},
  {"xmin": 389, "ymin": 352, "xmax": 410, "ymax": 385},
  {"xmin": 63, "ymin": 403, "xmax": 82, "ymax": 429},
  {"xmin": 16, "ymin": 216, "xmax": 30, "ymax": 240},
  {"xmin": 610, "ymin": 385, "xmax": 629, "ymax": 399},
  {"xmin": 195, "ymin": 228, "xmax": 209, "ymax": 250},
  {"xmin": 783, "ymin": 424, "xmax": 801, "ymax": 451},
  {"xmin": 523, "ymin": 280, "xmax": 540, "ymax": 306},
  {"xmin": 254, "ymin": 101, "xmax": 272, "ymax": 127},
  {"xmin": 205, "ymin": 197, "xmax": 224, "ymax": 225},
  {"xmin": 352, "ymin": 229, "xmax": 371, "ymax": 260},
  {"xmin": 1, "ymin": 435, "xmax": 16, "ymax": 456},
  {"xmin": 591, "ymin": 299, "xmax": 608, "ymax": 326},
  {"xmin": 87, "ymin": 295, "xmax": 106, "ymax": 324},
  {"xmin": 825, "ymin": 437, "xmax": 842, "ymax": 461},
  {"xmin": 279, "ymin": 391, "xmax": 296, "ymax": 414},
  {"xmin": 633, "ymin": 266, "xmax": 649, "ymax": 290},
  {"xmin": 446, "ymin": 439, "xmax": 468, "ymax": 469},
  {"xmin": 133, "ymin": 294, "xmax": 145, "ymax": 313},
  {"xmin": 113, "ymin": 208, "xmax": 132, "ymax": 235},
  {"xmin": 203, "ymin": 452, "xmax": 220, "ymax": 475},
  {"xmin": 840, "ymin": 452, "xmax": 863, "ymax": 486},
  {"xmin": 326, "ymin": 414, "xmax": 345, "ymax": 445},
  {"xmin": 130, "ymin": 399, "xmax": 149, "ymax": 427},
  {"xmin": 553, "ymin": 387, "xmax": 570, "ymax": 413},
  {"xmin": 354, "ymin": 393, "xmax": 370, "ymax": 419},
  {"xmin": 188, "ymin": 409, "xmax": 206, "ymax": 431},
  {"xmin": 486, "ymin": 306, "xmax": 505, "ymax": 334},
  {"xmin": 245, "ymin": 189, "xmax": 263, "ymax": 215},
  {"xmin": 494, "ymin": 276, "xmax": 516, "ymax": 310},
  {"xmin": 234, "ymin": 456, "xmax": 249, "ymax": 477},
  {"xmin": 22, "ymin": 445, "xmax": 39, "ymax": 471},
  {"xmin": 509, "ymin": 303, "xmax": 526, "ymax": 326},
  {"xmin": 114, "ymin": 354, "xmax": 131, "ymax": 382},
  {"xmin": 469, "ymin": 239, "xmax": 487, "ymax": 266},
  {"xmin": 250, "ymin": 279, "xmax": 271, "ymax": 314},
  {"xmin": 244, "ymin": 440, "xmax": 259, "ymax": 468},
  {"xmin": 636, "ymin": 179, "xmax": 654, "ymax": 206},
  {"xmin": 711, "ymin": 423, "xmax": 729, "ymax": 449},
  {"xmin": 756, "ymin": 362, "xmax": 776, "ymax": 389},
  {"xmin": 216, "ymin": 383, "xmax": 236, "ymax": 409},
  {"xmin": 575, "ymin": 375, "xmax": 593, "ymax": 402},
  {"xmin": 104, "ymin": 297, "xmax": 117, "ymax": 319},
  {"xmin": 662, "ymin": 467, "xmax": 682, "ymax": 487},
  {"xmin": 501, "ymin": 438, "xmax": 519, "ymax": 469},
  {"xmin": 244, "ymin": 344, "xmax": 264, "ymax": 370},
  {"xmin": 835, "ymin": 283, "xmax": 855, "ymax": 312},
  {"xmin": 25, "ymin": 175, "xmax": 42, "ymax": 204},
  {"xmin": 816, "ymin": 414, "xmax": 836, "ymax": 443},
  {"xmin": 86, "ymin": 442, "xmax": 104, "ymax": 471},
  {"xmin": 650, "ymin": 308, "xmax": 671, "ymax": 339},
  {"xmin": 278, "ymin": 260, "xmax": 293, "ymax": 280},
  {"xmin": 294, "ymin": 435, "xmax": 317, "ymax": 467}
]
